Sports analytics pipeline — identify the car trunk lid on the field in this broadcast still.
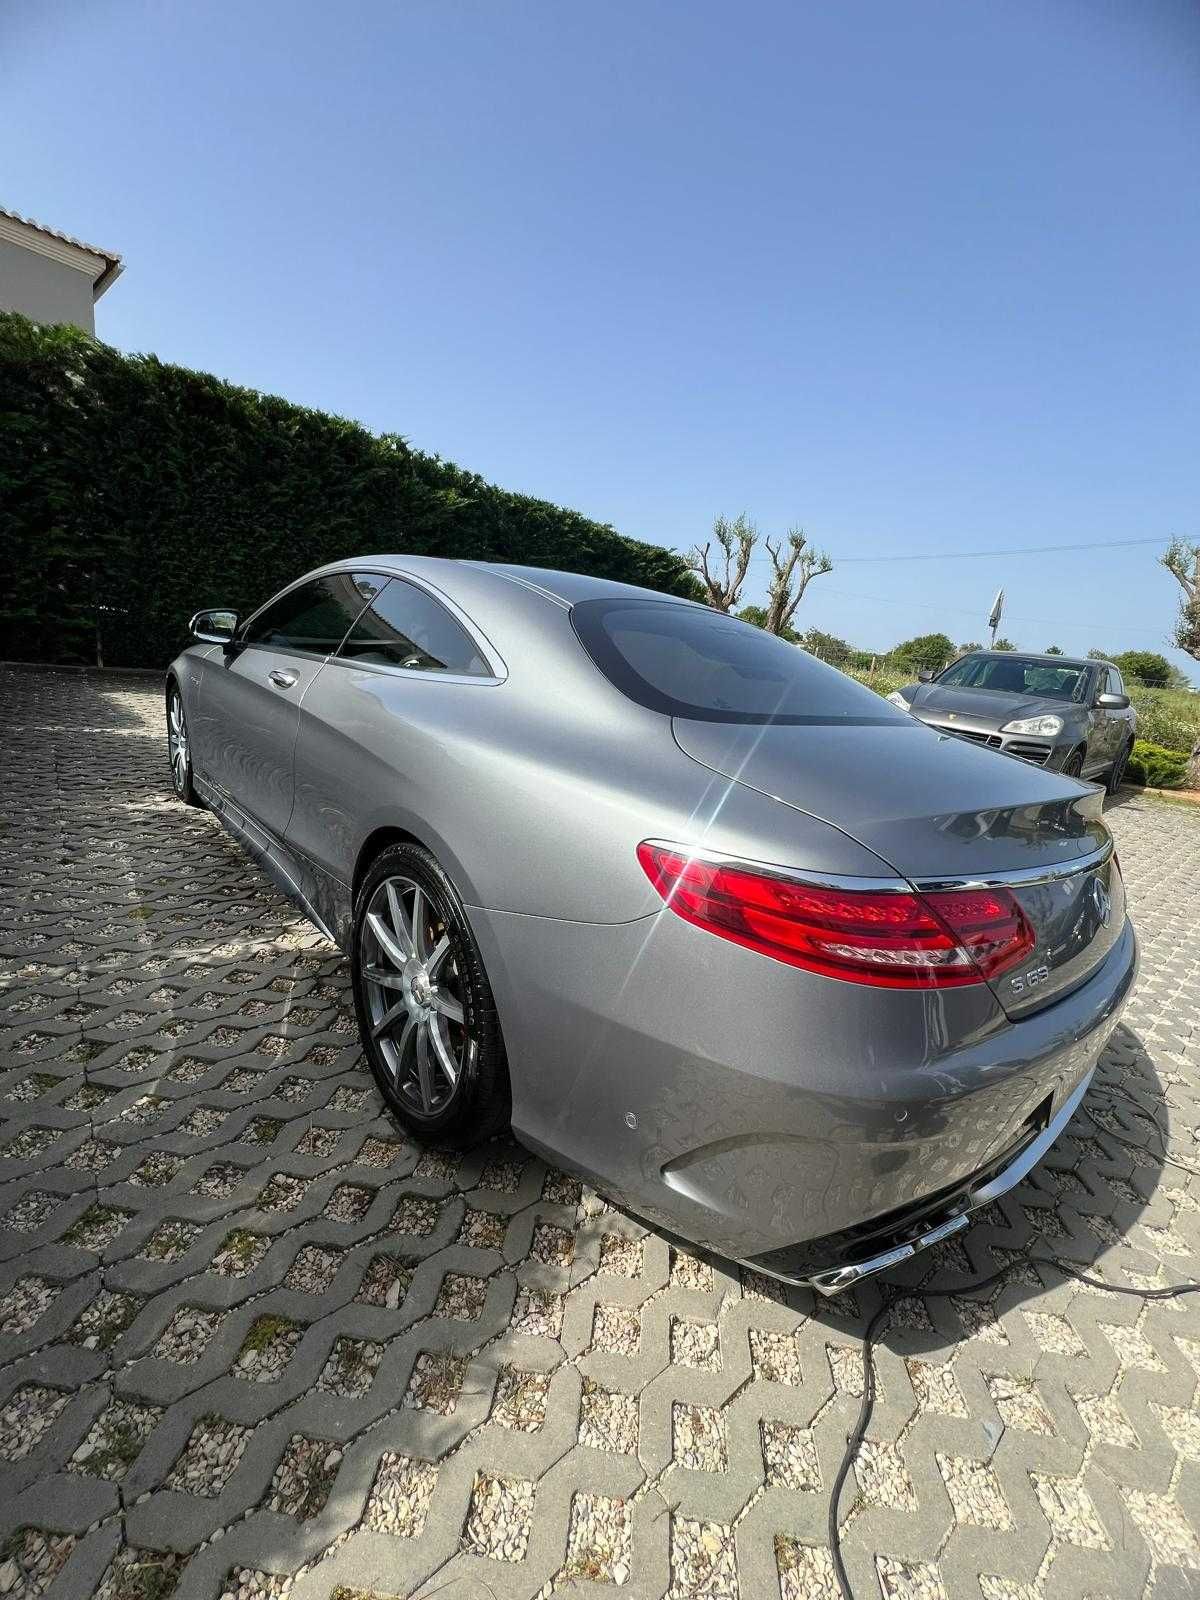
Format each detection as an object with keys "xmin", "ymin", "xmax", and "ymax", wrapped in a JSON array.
[{"xmin": 671, "ymin": 717, "xmax": 1122, "ymax": 1016}]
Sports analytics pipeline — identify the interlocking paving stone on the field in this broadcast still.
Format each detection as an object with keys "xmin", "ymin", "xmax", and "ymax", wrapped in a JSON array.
[{"xmin": 1, "ymin": 669, "xmax": 1199, "ymax": 1598}]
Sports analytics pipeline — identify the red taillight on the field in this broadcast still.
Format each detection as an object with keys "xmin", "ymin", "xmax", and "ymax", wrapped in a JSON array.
[
  {"xmin": 637, "ymin": 843, "xmax": 1035, "ymax": 989},
  {"xmin": 922, "ymin": 887, "xmax": 1035, "ymax": 981}
]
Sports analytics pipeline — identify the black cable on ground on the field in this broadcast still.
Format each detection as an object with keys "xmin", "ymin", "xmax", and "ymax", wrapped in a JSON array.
[{"xmin": 827, "ymin": 1255, "xmax": 1200, "ymax": 1600}]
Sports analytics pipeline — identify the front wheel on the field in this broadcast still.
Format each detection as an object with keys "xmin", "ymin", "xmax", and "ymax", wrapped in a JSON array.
[
  {"xmin": 167, "ymin": 683, "xmax": 202, "ymax": 806},
  {"xmin": 1062, "ymin": 748, "xmax": 1085, "ymax": 779},
  {"xmin": 351, "ymin": 842, "xmax": 510, "ymax": 1147}
]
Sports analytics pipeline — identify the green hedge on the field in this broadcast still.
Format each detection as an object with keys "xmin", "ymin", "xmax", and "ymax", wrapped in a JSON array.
[
  {"xmin": 0, "ymin": 312, "xmax": 697, "ymax": 668},
  {"xmin": 1125, "ymin": 739, "xmax": 1190, "ymax": 790}
]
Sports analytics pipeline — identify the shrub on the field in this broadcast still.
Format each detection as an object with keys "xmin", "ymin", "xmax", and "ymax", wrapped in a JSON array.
[
  {"xmin": 1124, "ymin": 740, "xmax": 1190, "ymax": 790},
  {"xmin": 1128, "ymin": 687, "xmax": 1200, "ymax": 753},
  {"xmin": 0, "ymin": 312, "xmax": 696, "ymax": 668}
]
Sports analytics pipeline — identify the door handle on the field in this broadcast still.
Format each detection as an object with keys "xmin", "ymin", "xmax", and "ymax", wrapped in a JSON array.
[{"xmin": 268, "ymin": 668, "xmax": 299, "ymax": 690}]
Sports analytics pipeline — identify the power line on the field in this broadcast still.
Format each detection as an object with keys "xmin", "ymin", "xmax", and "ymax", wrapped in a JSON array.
[
  {"xmin": 833, "ymin": 535, "xmax": 1167, "ymax": 563},
  {"xmin": 741, "ymin": 534, "xmax": 1167, "ymax": 567},
  {"xmin": 812, "ymin": 582, "xmax": 1172, "ymax": 639}
]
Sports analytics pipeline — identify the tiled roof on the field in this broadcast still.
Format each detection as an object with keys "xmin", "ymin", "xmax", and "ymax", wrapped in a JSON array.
[{"xmin": 0, "ymin": 204, "xmax": 122, "ymax": 291}]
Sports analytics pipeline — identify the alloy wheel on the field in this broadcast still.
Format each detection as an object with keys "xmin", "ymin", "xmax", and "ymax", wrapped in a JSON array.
[
  {"xmin": 168, "ymin": 691, "xmax": 190, "ymax": 794},
  {"xmin": 360, "ymin": 874, "xmax": 470, "ymax": 1116}
]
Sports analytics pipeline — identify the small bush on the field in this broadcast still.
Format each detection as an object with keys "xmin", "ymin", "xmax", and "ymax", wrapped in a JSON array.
[
  {"xmin": 1129, "ymin": 687, "xmax": 1200, "ymax": 752},
  {"xmin": 1125, "ymin": 740, "xmax": 1189, "ymax": 790},
  {"xmin": 846, "ymin": 666, "xmax": 908, "ymax": 698}
]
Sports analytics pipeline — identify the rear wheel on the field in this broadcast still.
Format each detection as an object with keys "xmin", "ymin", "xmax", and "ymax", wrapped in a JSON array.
[
  {"xmin": 166, "ymin": 683, "xmax": 202, "ymax": 806},
  {"xmin": 351, "ymin": 842, "xmax": 510, "ymax": 1147},
  {"xmin": 1063, "ymin": 748, "xmax": 1085, "ymax": 779},
  {"xmin": 1106, "ymin": 738, "xmax": 1133, "ymax": 796}
]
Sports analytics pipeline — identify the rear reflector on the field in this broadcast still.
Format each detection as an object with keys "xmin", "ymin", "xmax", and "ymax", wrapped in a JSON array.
[{"xmin": 637, "ymin": 843, "xmax": 1035, "ymax": 989}]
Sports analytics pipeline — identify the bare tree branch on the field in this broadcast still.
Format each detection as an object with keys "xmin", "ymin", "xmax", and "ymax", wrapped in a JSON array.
[
  {"xmin": 686, "ymin": 514, "xmax": 757, "ymax": 612},
  {"xmin": 763, "ymin": 527, "xmax": 832, "ymax": 635},
  {"xmin": 1162, "ymin": 537, "xmax": 1200, "ymax": 664},
  {"xmin": 1161, "ymin": 538, "xmax": 1200, "ymax": 787}
]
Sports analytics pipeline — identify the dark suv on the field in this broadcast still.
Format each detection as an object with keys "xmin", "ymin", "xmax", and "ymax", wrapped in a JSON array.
[{"xmin": 889, "ymin": 652, "xmax": 1137, "ymax": 790}]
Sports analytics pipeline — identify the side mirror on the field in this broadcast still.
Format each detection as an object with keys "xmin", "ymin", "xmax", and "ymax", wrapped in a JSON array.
[
  {"xmin": 917, "ymin": 668, "xmax": 934, "ymax": 682},
  {"xmin": 1095, "ymin": 691, "xmax": 1130, "ymax": 710},
  {"xmin": 190, "ymin": 608, "xmax": 239, "ymax": 646}
]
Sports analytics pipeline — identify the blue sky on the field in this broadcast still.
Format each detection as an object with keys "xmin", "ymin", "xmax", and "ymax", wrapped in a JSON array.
[{"xmin": 4, "ymin": 0, "xmax": 1197, "ymax": 673}]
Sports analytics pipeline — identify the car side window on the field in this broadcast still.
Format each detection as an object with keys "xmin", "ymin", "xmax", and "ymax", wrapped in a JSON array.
[
  {"xmin": 337, "ymin": 577, "xmax": 490, "ymax": 675},
  {"xmin": 1107, "ymin": 667, "xmax": 1124, "ymax": 697},
  {"xmin": 241, "ymin": 574, "xmax": 372, "ymax": 656}
]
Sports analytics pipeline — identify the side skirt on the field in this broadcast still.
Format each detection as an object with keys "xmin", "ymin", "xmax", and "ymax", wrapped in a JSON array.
[{"xmin": 194, "ymin": 774, "xmax": 345, "ymax": 949}]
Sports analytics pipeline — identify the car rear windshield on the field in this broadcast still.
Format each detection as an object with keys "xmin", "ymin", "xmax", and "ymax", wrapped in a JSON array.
[
  {"xmin": 936, "ymin": 655, "xmax": 1089, "ymax": 702},
  {"xmin": 570, "ymin": 599, "xmax": 907, "ymax": 724}
]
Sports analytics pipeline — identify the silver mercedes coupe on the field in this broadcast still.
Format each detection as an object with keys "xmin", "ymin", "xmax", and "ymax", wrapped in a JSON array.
[{"xmin": 167, "ymin": 557, "xmax": 1137, "ymax": 1292}]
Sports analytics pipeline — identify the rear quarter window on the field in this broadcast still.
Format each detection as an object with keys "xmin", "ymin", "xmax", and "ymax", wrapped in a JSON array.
[{"xmin": 571, "ymin": 599, "xmax": 907, "ymax": 724}]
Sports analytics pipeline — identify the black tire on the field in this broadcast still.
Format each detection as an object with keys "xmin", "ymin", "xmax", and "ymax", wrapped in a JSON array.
[
  {"xmin": 166, "ymin": 681, "xmax": 202, "ymax": 807},
  {"xmin": 1106, "ymin": 739, "xmax": 1133, "ymax": 796},
  {"xmin": 351, "ymin": 841, "xmax": 510, "ymax": 1148},
  {"xmin": 1063, "ymin": 748, "xmax": 1085, "ymax": 779}
]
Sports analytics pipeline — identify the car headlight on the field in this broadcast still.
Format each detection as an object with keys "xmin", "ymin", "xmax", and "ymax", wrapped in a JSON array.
[
  {"xmin": 886, "ymin": 691, "xmax": 910, "ymax": 710},
  {"xmin": 1000, "ymin": 714, "xmax": 1063, "ymax": 737}
]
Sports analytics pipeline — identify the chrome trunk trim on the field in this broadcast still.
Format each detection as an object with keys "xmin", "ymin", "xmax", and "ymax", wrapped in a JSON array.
[{"xmin": 911, "ymin": 837, "xmax": 1113, "ymax": 894}]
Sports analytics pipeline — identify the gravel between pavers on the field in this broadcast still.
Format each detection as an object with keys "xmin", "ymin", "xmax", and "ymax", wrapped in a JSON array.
[
  {"xmin": 166, "ymin": 1416, "xmax": 255, "ymax": 1497},
  {"xmin": 363, "ymin": 1453, "xmax": 438, "ymax": 1537},
  {"xmin": 463, "ymin": 1472, "xmax": 535, "ymax": 1562}
]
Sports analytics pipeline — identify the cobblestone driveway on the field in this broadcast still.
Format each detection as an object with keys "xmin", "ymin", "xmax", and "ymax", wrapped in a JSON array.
[{"xmin": 2, "ymin": 668, "xmax": 1200, "ymax": 1600}]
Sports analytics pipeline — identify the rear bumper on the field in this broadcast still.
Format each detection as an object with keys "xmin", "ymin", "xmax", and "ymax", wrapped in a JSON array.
[
  {"xmin": 753, "ymin": 1065, "xmax": 1094, "ymax": 1293},
  {"xmin": 470, "ymin": 903, "xmax": 1137, "ymax": 1271}
]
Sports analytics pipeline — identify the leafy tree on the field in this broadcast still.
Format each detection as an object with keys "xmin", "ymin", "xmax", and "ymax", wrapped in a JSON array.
[
  {"xmin": 992, "ymin": 637, "xmax": 1016, "ymax": 651},
  {"xmin": 1158, "ymin": 537, "xmax": 1200, "ymax": 788},
  {"xmin": 688, "ymin": 514, "xmax": 756, "ymax": 613},
  {"xmin": 797, "ymin": 628, "xmax": 851, "ymax": 665},
  {"xmin": 1044, "ymin": 644, "xmax": 1063, "ymax": 655},
  {"xmin": 1112, "ymin": 650, "xmax": 1173, "ymax": 688},
  {"xmin": 957, "ymin": 640, "xmax": 983, "ymax": 654},
  {"xmin": 892, "ymin": 632, "xmax": 955, "ymax": 672},
  {"xmin": 763, "ymin": 527, "xmax": 832, "ymax": 636},
  {"xmin": 1087, "ymin": 648, "xmax": 1112, "ymax": 661}
]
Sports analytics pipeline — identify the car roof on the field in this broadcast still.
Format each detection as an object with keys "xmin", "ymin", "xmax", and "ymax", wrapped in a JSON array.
[
  {"xmin": 324, "ymin": 554, "xmax": 702, "ymax": 609},
  {"xmin": 959, "ymin": 649, "xmax": 1102, "ymax": 669}
]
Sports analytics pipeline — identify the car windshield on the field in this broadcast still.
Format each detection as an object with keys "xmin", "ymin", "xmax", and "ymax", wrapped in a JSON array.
[
  {"xmin": 571, "ymin": 599, "xmax": 908, "ymax": 724},
  {"xmin": 936, "ymin": 654, "xmax": 1089, "ymax": 702}
]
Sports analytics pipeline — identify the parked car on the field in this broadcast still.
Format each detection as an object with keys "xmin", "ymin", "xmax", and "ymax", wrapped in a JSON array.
[
  {"xmin": 167, "ymin": 560, "xmax": 1136, "ymax": 1292},
  {"xmin": 888, "ymin": 650, "xmax": 1136, "ymax": 790}
]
